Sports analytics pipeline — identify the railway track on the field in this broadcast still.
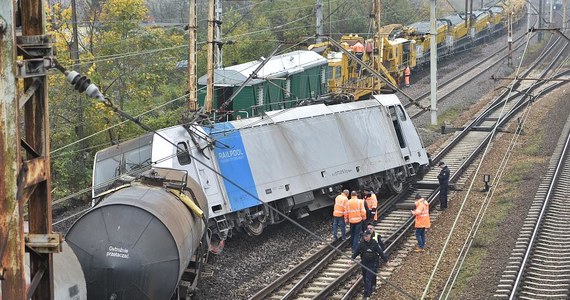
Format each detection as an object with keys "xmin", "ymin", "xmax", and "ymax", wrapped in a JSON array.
[
  {"xmin": 249, "ymin": 30, "xmax": 570, "ymax": 298},
  {"xmin": 405, "ymin": 32, "xmax": 529, "ymax": 119},
  {"xmin": 493, "ymin": 104, "xmax": 570, "ymax": 299}
]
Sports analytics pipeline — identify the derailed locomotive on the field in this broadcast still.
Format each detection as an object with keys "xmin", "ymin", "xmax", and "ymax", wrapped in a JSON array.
[{"xmin": 92, "ymin": 93, "xmax": 430, "ymax": 249}]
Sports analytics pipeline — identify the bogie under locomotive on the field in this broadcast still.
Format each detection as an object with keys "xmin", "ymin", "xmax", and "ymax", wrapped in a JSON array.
[{"xmin": 92, "ymin": 94, "xmax": 430, "ymax": 250}]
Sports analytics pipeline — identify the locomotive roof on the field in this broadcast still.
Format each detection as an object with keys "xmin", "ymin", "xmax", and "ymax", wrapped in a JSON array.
[
  {"xmin": 489, "ymin": 6, "xmax": 504, "ymax": 14},
  {"xmin": 198, "ymin": 50, "xmax": 327, "ymax": 86},
  {"xmin": 211, "ymin": 94, "xmax": 402, "ymax": 132},
  {"xmin": 408, "ymin": 21, "xmax": 446, "ymax": 34},
  {"xmin": 440, "ymin": 14, "xmax": 465, "ymax": 26}
]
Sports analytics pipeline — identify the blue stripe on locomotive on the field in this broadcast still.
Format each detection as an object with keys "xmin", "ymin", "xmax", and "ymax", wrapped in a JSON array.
[{"xmin": 206, "ymin": 122, "xmax": 259, "ymax": 211}]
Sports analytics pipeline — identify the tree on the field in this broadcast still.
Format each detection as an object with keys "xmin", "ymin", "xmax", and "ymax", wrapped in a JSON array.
[{"xmin": 47, "ymin": 0, "xmax": 187, "ymax": 201}]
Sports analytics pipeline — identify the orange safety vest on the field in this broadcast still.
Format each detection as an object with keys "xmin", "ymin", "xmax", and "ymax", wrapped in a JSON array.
[
  {"xmin": 404, "ymin": 67, "xmax": 411, "ymax": 86},
  {"xmin": 412, "ymin": 199, "xmax": 430, "ymax": 228},
  {"xmin": 333, "ymin": 194, "xmax": 348, "ymax": 217},
  {"xmin": 346, "ymin": 197, "xmax": 366, "ymax": 224},
  {"xmin": 365, "ymin": 193, "xmax": 378, "ymax": 221},
  {"xmin": 351, "ymin": 42, "xmax": 365, "ymax": 53}
]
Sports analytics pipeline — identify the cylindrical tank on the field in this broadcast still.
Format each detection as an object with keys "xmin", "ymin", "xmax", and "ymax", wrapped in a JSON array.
[
  {"xmin": 66, "ymin": 180, "xmax": 207, "ymax": 300},
  {"xmin": 0, "ymin": 242, "xmax": 86, "ymax": 300}
]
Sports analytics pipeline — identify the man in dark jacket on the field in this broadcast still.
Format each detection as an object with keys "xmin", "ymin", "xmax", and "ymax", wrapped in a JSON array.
[
  {"xmin": 437, "ymin": 161, "xmax": 450, "ymax": 210},
  {"xmin": 350, "ymin": 229, "xmax": 388, "ymax": 299}
]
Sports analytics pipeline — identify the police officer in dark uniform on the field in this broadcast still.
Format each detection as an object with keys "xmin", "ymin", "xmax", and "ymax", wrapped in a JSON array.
[
  {"xmin": 350, "ymin": 229, "xmax": 388, "ymax": 299},
  {"xmin": 437, "ymin": 161, "xmax": 450, "ymax": 210}
]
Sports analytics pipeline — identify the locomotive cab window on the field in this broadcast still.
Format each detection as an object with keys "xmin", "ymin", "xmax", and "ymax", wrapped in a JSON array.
[
  {"xmin": 397, "ymin": 105, "xmax": 407, "ymax": 121},
  {"xmin": 389, "ymin": 106, "xmax": 407, "ymax": 148},
  {"xmin": 125, "ymin": 144, "xmax": 152, "ymax": 172},
  {"xmin": 177, "ymin": 142, "xmax": 192, "ymax": 165}
]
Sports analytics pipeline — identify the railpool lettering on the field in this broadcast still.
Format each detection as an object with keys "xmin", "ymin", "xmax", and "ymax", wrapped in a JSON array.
[{"xmin": 218, "ymin": 149, "xmax": 244, "ymax": 159}]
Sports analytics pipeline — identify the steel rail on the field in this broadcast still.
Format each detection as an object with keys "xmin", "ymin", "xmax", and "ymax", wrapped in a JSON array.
[
  {"xmin": 508, "ymin": 86, "xmax": 570, "ymax": 300},
  {"xmin": 248, "ymin": 71, "xmax": 569, "ymax": 299}
]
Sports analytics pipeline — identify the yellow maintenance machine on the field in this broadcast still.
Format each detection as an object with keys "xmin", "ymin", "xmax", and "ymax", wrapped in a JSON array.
[{"xmin": 309, "ymin": 4, "xmax": 417, "ymax": 101}]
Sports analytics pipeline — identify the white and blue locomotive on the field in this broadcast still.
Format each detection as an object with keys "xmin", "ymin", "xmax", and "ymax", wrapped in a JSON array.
[{"xmin": 92, "ymin": 94, "xmax": 430, "ymax": 249}]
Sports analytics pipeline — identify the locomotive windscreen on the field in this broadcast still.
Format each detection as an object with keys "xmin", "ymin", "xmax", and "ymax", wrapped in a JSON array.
[{"xmin": 93, "ymin": 134, "xmax": 153, "ymax": 197}]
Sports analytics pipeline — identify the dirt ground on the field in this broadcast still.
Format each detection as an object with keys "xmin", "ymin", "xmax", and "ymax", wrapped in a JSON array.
[{"xmin": 373, "ymin": 84, "xmax": 570, "ymax": 300}]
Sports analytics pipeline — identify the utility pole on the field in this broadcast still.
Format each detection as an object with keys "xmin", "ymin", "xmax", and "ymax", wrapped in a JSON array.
[
  {"xmin": 0, "ymin": 2, "xmax": 26, "ymax": 299},
  {"xmin": 374, "ymin": 0, "xmax": 383, "ymax": 90},
  {"xmin": 464, "ymin": 0, "xmax": 469, "ymax": 29},
  {"xmin": 469, "ymin": 0, "xmax": 473, "ymax": 27},
  {"xmin": 508, "ymin": 12, "xmax": 513, "ymax": 66},
  {"xmin": 527, "ymin": 0, "xmax": 531, "ymax": 32},
  {"xmin": 188, "ymin": 0, "xmax": 197, "ymax": 111},
  {"xmin": 316, "ymin": 0, "xmax": 323, "ymax": 43},
  {"xmin": 430, "ymin": 0, "xmax": 438, "ymax": 125},
  {"xmin": 70, "ymin": 0, "xmax": 84, "ymax": 156},
  {"xmin": 215, "ymin": 0, "xmax": 223, "ymax": 68},
  {"xmin": 538, "ymin": 0, "xmax": 543, "ymax": 41},
  {"xmin": 21, "ymin": 0, "xmax": 60, "ymax": 298},
  {"xmin": 328, "ymin": 0, "xmax": 332, "ymax": 37},
  {"xmin": 377, "ymin": 0, "xmax": 381, "ymax": 33},
  {"xmin": 563, "ymin": 0, "xmax": 568, "ymax": 30},
  {"xmin": 206, "ymin": 0, "xmax": 216, "ymax": 113},
  {"xmin": 549, "ymin": 0, "xmax": 554, "ymax": 26}
]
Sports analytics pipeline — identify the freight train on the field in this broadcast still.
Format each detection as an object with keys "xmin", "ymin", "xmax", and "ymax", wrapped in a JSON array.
[
  {"xmin": 91, "ymin": 93, "xmax": 430, "ymax": 253},
  {"xmin": 312, "ymin": 0, "xmax": 527, "ymax": 100}
]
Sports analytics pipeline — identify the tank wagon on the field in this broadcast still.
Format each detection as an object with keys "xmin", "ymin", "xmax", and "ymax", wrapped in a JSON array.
[
  {"xmin": 68, "ymin": 168, "xmax": 209, "ymax": 299},
  {"xmin": 0, "ymin": 241, "xmax": 87, "ymax": 300},
  {"xmin": 92, "ymin": 94, "xmax": 430, "ymax": 250}
]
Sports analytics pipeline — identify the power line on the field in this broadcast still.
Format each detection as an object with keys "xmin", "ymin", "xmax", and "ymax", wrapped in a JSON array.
[{"xmin": 420, "ymin": 28, "xmax": 535, "ymax": 299}]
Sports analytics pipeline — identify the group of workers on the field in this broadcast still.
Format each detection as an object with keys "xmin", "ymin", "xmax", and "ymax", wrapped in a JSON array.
[
  {"xmin": 333, "ymin": 161, "xmax": 450, "ymax": 299},
  {"xmin": 334, "ymin": 188, "xmax": 384, "ymax": 299},
  {"xmin": 349, "ymin": 39, "xmax": 412, "ymax": 88}
]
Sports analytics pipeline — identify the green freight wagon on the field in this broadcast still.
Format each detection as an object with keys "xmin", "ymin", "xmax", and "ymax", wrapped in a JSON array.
[{"xmin": 197, "ymin": 50, "xmax": 328, "ymax": 119}]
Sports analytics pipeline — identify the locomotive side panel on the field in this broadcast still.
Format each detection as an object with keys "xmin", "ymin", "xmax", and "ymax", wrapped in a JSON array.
[{"xmin": 232, "ymin": 100, "xmax": 406, "ymax": 206}]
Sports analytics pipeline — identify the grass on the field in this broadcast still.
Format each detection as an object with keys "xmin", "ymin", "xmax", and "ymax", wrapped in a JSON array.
[
  {"xmin": 447, "ymin": 187, "xmax": 516, "ymax": 298},
  {"xmin": 520, "ymin": 129, "xmax": 544, "ymax": 156},
  {"xmin": 447, "ymin": 112, "xmax": 545, "ymax": 296},
  {"xmin": 426, "ymin": 106, "xmax": 463, "ymax": 131}
]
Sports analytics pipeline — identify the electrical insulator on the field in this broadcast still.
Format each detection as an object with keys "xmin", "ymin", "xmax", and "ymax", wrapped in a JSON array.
[{"xmin": 64, "ymin": 70, "xmax": 105, "ymax": 101}]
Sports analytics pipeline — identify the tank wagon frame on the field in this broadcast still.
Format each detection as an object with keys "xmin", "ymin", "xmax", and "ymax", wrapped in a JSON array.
[
  {"xmin": 70, "ymin": 168, "xmax": 210, "ymax": 299},
  {"xmin": 92, "ymin": 94, "xmax": 429, "ymax": 249}
]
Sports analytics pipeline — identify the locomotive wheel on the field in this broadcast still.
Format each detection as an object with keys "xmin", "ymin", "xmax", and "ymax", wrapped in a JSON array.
[
  {"xmin": 244, "ymin": 219, "xmax": 264, "ymax": 236},
  {"xmin": 388, "ymin": 179, "xmax": 404, "ymax": 194}
]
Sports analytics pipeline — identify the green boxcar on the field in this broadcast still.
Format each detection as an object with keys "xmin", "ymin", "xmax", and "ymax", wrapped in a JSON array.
[{"xmin": 197, "ymin": 50, "xmax": 328, "ymax": 119}]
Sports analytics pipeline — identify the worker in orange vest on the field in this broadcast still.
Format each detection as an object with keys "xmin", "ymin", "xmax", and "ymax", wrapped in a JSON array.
[
  {"xmin": 333, "ymin": 189, "xmax": 349, "ymax": 241},
  {"xmin": 404, "ymin": 66, "xmax": 411, "ymax": 87},
  {"xmin": 363, "ymin": 188, "xmax": 378, "ymax": 225},
  {"xmin": 351, "ymin": 40, "xmax": 365, "ymax": 60},
  {"xmin": 346, "ymin": 190, "xmax": 367, "ymax": 252},
  {"xmin": 411, "ymin": 193, "xmax": 430, "ymax": 252}
]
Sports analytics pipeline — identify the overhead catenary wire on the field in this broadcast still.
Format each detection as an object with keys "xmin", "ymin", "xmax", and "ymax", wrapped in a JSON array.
[
  {"xmin": 420, "ymin": 24, "xmax": 536, "ymax": 300},
  {"xmin": 440, "ymin": 90, "xmax": 535, "ymax": 300},
  {"xmin": 100, "ymin": 98, "xmax": 416, "ymax": 299},
  {"xmin": 439, "ymin": 42, "xmax": 570, "ymax": 299}
]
